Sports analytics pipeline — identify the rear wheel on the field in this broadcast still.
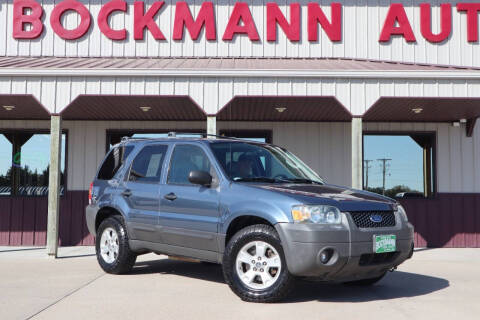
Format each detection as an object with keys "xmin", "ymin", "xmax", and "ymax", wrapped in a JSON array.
[
  {"xmin": 96, "ymin": 216, "xmax": 137, "ymax": 274},
  {"xmin": 344, "ymin": 272, "xmax": 387, "ymax": 286},
  {"xmin": 222, "ymin": 224, "xmax": 294, "ymax": 303}
]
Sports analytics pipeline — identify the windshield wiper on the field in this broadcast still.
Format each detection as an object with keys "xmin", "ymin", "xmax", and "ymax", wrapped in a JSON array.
[
  {"xmin": 275, "ymin": 178, "xmax": 323, "ymax": 185},
  {"xmin": 233, "ymin": 177, "xmax": 277, "ymax": 183}
]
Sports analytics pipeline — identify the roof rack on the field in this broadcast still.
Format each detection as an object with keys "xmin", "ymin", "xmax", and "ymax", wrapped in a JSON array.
[
  {"xmin": 167, "ymin": 132, "xmax": 249, "ymax": 141},
  {"xmin": 119, "ymin": 132, "xmax": 251, "ymax": 142}
]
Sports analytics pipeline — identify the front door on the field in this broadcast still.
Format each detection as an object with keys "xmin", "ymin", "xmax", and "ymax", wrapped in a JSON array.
[
  {"xmin": 119, "ymin": 143, "xmax": 169, "ymax": 243},
  {"xmin": 159, "ymin": 143, "xmax": 220, "ymax": 251}
]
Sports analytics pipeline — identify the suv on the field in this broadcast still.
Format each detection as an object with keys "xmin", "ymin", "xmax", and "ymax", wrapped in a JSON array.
[{"xmin": 86, "ymin": 135, "xmax": 414, "ymax": 303}]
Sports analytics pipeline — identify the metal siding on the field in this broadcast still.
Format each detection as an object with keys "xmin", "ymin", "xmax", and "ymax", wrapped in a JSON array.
[
  {"xmin": 0, "ymin": 1, "xmax": 477, "ymax": 67},
  {"xmin": 0, "ymin": 198, "xmax": 11, "ymax": 245},
  {"xmin": 6, "ymin": 75, "xmax": 477, "ymax": 119},
  {"xmin": 399, "ymin": 194, "xmax": 480, "ymax": 248}
]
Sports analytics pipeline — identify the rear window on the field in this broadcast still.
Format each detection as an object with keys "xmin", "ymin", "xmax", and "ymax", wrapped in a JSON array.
[{"xmin": 97, "ymin": 145, "xmax": 134, "ymax": 180}]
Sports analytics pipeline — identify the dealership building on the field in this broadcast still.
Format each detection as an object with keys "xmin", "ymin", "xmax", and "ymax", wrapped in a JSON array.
[{"xmin": 1, "ymin": 0, "xmax": 480, "ymax": 252}]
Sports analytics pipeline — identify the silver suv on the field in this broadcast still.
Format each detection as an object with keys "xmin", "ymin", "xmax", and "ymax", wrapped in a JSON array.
[{"xmin": 86, "ymin": 134, "xmax": 414, "ymax": 302}]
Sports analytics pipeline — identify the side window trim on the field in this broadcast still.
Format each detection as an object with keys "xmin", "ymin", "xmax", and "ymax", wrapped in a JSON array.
[
  {"xmin": 126, "ymin": 143, "xmax": 169, "ymax": 184},
  {"xmin": 166, "ymin": 143, "xmax": 220, "ymax": 187}
]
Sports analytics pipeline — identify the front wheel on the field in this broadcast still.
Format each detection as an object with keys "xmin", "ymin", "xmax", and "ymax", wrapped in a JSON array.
[
  {"xmin": 96, "ymin": 216, "xmax": 137, "ymax": 274},
  {"xmin": 222, "ymin": 224, "xmax": 294, "ymax": 303}
]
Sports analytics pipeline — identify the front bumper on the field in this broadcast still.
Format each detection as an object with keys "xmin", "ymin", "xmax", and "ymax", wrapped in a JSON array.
[{"xmin": 275, "ymin": 214, "xmax": 414, "ymax": 281}]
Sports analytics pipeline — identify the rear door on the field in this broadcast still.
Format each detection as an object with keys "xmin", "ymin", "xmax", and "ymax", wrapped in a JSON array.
[
  {"xmin": 159, "ymin": 143, "xmax": 221, "ymax": 251},
  {"xmin": 118, "ymin": 143, "xmax": 169, "ymax": 243}
]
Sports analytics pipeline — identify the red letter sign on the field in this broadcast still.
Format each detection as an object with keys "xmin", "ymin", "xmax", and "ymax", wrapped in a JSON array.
[
  {"xmin": 13, "ymin": 0, "xmax": 44, "ymax": 39},
  {"xmin": 98, "ymin": 0, "xmax": 127, "ymax": 40},
  {"xmin": 420, "ymin": 3, "xmax": 451, "ymax": 43},
  {"xmin": 222, "ymin": 2, "xmax": 259, "ymax": 41},
  {"xmin": 134, "ymin": 1, "xmax": 165, "ymax": 40},
  {"xmin": 379, "ymin": 3, "xmax": 416, "ymax": 42},
  {"xmin": 267, "ymin": 2, "xmax": 300, "ymax": 42},
  {"xmin": 307, "ymin": 2, "xmax": 342, "ymax": 42},
  {"xmin": 457, "ymin": 3, "xmax": 480, "ymax": 42},
  {"xmin": 173, "ymin": 2, "xmax": 216, "ymax": 40},
  {"xmin": 50, "ymin": 0, "xmax": 91, "ymax": 40}
]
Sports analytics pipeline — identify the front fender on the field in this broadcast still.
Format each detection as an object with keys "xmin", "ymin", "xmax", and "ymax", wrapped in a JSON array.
[{"xmin": 220, "ymin": 199, "xmax": 291, "ymax": 235}]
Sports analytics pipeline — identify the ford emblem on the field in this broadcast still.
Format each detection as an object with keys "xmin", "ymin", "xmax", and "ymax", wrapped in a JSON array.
[{"xmin": 370, "ymin": 214, "xmax": 383, "ymax": 223}]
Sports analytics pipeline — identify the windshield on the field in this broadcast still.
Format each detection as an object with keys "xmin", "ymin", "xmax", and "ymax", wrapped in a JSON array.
[{"xmin": 209, "ymin": 141, "xmax": 324, "ymax": 184}]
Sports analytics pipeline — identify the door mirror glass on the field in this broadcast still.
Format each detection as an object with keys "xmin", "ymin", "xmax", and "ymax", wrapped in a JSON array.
[{"xmin": 188, "ymin": 170, "xmax": 212, "ymax": 186}]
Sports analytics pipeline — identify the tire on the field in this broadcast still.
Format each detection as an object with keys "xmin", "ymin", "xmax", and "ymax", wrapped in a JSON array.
[
  {"xmin": 222, "ymin": 224, "xmax": 295, "ymax": 303},
  {"xmin": 96, "ymin": 216, "xmax": 137, "ymax": 274},
  {"xmin": 344, "ymin": 272, "xmax": 387, "ymax": 286}
]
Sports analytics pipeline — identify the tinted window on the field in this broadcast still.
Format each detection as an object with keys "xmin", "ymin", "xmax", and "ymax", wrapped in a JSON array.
[
  {"xmin": 168, "ymin": 145, "xmax": 217, "ymax": 185},
  {"xmin": 0, "ymin": 132, "xmax": 66, "ymax": 196},
  {"xmin": 128, "ymin": 144, "xmax": 168, "ymax": 183},
  {"xmin": 98, "ymin": 145, "xmax": 134, "ymax": 180}
]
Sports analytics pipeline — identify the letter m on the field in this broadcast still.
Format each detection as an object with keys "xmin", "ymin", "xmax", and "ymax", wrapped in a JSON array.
[{"xmin": 173, "ymin": 1, "xmax": 216, "ymax": 40}]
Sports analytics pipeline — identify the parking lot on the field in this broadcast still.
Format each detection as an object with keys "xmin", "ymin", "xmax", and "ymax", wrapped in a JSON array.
[{"xmin": 1, "ymin": 247, "xmax": 478, "ymax": 320}]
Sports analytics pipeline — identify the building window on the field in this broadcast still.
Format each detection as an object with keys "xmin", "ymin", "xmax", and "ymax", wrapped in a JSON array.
[
  {"xmin": 106, "ymin": 130, "xmax": 205, "ymax": 150},
  {"xmin": 219, "ymin": 130, "xmax": 272, "ymax": 143},
  {"xmin": 363, "ymin": 133, "xmax": 435, "ymax": 198},
  {"xmin": 0, "ymin": 131, "xmax": 67, "ymax": 196}
]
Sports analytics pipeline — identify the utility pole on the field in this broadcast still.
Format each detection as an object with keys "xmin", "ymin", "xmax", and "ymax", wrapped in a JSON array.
[
  {"xmin": 377, "ymin": 158, "xmax": 392, "ymax": 195},
  {"xmin": 363, "ymin": 160, "xmax": 373, "ymax": 189}
]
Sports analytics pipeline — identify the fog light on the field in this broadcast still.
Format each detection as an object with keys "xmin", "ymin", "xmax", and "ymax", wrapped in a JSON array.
[{"xmin": 320, "ymin": 249, "xmax": 333, "ymax": 264}]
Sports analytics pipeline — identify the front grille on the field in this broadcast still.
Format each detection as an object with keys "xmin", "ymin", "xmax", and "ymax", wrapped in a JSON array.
[
  {"xmin": 359, "ymin": 252, "xmax": 399, "ymax": 266},
  {"xmin": 349, "ymin": 211, "xmax": 396, "ymax": 228}
]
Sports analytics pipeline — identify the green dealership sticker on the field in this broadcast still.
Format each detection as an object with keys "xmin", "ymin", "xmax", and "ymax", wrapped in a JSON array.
[{"xmin": 374, "ymin": 235, "xmax": 396, "ymax": 253}]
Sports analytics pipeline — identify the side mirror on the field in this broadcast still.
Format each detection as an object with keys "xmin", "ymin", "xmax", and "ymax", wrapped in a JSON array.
[{"xmin": 188, "ymin": 170, "xmax": 212, "ymax": 186}]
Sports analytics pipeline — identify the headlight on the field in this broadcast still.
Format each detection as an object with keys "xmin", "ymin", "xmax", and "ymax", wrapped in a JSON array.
[
  {"xmin": 396, "ymin": 204, "xmax": 408, "ymax": 222},
  {"xmin": 291, "ymin": 205, "xmax": 342, "ymax": 224}
]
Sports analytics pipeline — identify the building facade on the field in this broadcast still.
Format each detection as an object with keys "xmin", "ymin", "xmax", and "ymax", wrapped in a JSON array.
[{"xmin": 0, "ymin": 0, "xmax": 479, "ymax": 249}]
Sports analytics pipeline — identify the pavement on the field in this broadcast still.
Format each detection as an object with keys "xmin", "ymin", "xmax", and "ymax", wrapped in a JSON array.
[{"xmin": 0, "ymin": 246, "xmax": 479, "ymax": 320}]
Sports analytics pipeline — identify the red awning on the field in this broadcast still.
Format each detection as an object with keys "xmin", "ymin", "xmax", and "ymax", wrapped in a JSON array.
[
  {"xmin": 363, "ymin": 97, "xmax": 480, "ymax": 122},
  {"xmin": 0, "ymin": 94, "xmax": 50, "ymax": 120},
  {"xmin": 217, "ymin": 96, "xmax": 351, "ymax": 121},
  {"xmin": 61, "ymin": 95, "xmax": 206, "ymax": 121}
]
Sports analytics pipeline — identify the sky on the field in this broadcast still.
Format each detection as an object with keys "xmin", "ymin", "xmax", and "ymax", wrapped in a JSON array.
[{"xmin": 363, "ymin": 135, "xmax": 424, "ymax": 192}]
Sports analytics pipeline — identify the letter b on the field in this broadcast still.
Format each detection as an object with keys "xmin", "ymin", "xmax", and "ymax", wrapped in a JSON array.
[{"xmin": 13, "ymin": 0, "xmax": 44, "ymax": 39}]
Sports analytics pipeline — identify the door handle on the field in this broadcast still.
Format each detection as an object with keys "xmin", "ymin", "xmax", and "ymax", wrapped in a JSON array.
[
  {"xmin": 122, "ymin": 189, "xmax": 132, "ymax": 197},
  {"xmin": 164, "ymin": 192, "xmax": 177, "ymax": 201}
]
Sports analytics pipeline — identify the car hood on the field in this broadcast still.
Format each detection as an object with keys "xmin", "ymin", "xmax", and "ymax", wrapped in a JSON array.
[{"xmin": 253, "ymin": 183, "xmax": 396, "ymax": 212}]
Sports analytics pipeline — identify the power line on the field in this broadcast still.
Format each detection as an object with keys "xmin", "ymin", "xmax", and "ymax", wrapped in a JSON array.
[
  {"xmin": 363, "ymin": 159, "xmax": 373, "ymax": 189},
  {"xmin": 377, "ymin": 158, "xmax": 392, "ymax": 195}
]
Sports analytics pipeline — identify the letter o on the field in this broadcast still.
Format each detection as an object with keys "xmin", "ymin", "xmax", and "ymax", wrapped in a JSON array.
[{"xmin": 50, "ymin": 0, "xmax": 91, "ymax": 40}]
